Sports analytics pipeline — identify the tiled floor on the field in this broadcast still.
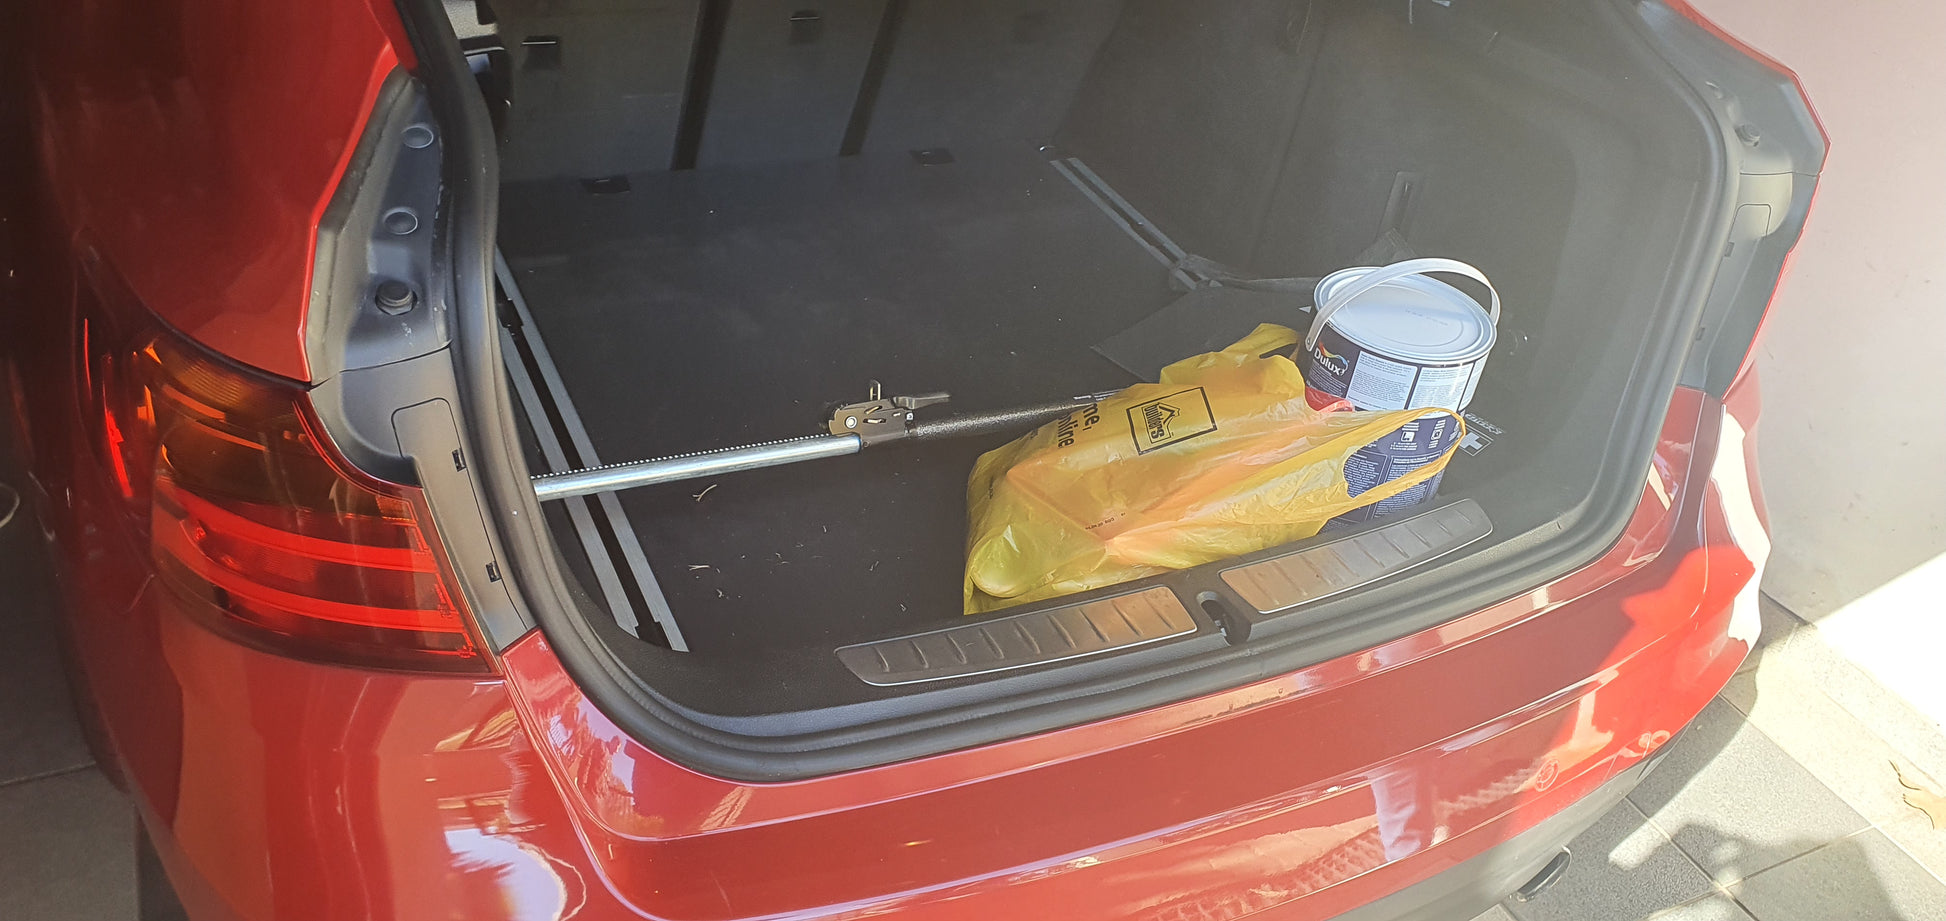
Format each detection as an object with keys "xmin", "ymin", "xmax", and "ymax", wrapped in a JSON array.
[
  {"xmin": 0, "ymin": 480, "xmax": 142, "ymax": 921},
  {"xmin": 3, "ymin": 473, "xmax": 1944, "ymax": 920},
  {"xmin": 1469, "ymin": 598, "xmax": 1946, "ymax": 921}
]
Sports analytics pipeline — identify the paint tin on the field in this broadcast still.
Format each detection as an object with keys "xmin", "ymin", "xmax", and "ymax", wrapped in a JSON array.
[
  {"xmin": 1331, "ymin": 413, "xmax": 1465, "ymax": 525},
  {"xmin": 1300, "ymin": 258, "xmax": 1500, "ymax": 524}
]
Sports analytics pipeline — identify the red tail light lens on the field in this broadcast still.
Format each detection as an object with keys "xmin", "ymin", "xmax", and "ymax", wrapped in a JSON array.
[{"xmin": 117, "ymin": 334, "xmax": 493, "ymax": 674}]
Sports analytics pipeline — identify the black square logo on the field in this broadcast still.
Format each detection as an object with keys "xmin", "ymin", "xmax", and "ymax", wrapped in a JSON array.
[{"xmin": 1127, "ymin": 388, "xmax": 1218, "ymax": 454}]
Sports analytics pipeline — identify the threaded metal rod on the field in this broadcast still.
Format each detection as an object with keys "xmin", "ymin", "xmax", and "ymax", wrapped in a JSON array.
[
  {"xmin": 531, "ymin": 435, "xmax": 862, "ymax": 501},
  {"xmin": 908, "ymin": 396, "xmax": 1103, "ymax": 441},
  {"xmin": 530, "ymin": 392, "xmax": 1114, "ymax": 501}
]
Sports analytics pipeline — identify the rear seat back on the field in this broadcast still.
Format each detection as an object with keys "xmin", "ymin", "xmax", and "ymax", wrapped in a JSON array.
[
  {"xmin": 697, "ymin": 0, "xmax": 890, "ymax": 167},
  {"xmin": 858, "ymin": 0, "xmax": 1126, "ymax": 156},
  {"xmin": 1058, "ymin": 0, "xmax": 1320, "ymax": 265},
  {"xmin": 492, "ymin": 0, "xmax": 1136, "ymax": 177},
  {"xmin": 495, "ymin": 0, "xmax": 704, "ymax": 180}
]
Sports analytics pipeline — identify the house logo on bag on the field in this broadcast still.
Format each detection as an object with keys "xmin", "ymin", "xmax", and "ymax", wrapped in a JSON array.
[
  {"xmin": 1128, "ymin": 388, "xmax": 1218, "ymax": 454},
  {"xmin": 1142, "ymin": 401, "xmax": 1179, "ymax": 442}
]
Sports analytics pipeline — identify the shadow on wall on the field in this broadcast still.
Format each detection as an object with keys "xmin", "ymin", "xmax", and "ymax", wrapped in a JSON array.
[
  {"xmin": 1683, "ymin": 0, "xmax": 1946, "ymax": 734},
  {"xmin": 1689, "ymin": 0, "xmax": 1946, "ymax": 619}
]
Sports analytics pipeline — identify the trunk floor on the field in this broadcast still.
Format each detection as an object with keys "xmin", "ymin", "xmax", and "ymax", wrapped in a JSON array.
[{"xmin": 501, "ymin": 147, "xmax": 1177, "ymax": 653}]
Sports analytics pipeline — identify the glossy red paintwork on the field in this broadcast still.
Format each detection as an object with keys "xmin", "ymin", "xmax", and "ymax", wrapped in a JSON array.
[
  {"xmin": 21, "ymin": 0, "xmax": 406, "ymax": 382},
  {"xmin": 6, "ymin": 1, "xmax": 1775, "ymax": 914},
  {"xmin": 21, "ymin": 370, "xmax": 1763, "ymax": 921},
  {"xmin": 9, "ymin": 134, "xmax": 1767, "ymax": 915},
  {"xmin": 9, "ymin": 135, "xmax": 1766, "ymax": 915},
  {"xmin": 485, "ymin": 388, "xmax": 1761, "ymax": 920}
]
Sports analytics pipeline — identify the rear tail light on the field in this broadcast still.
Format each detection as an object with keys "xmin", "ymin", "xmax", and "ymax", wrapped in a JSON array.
[{"xmin": 105, "ymin": 330, "xmax": 493, "ymax": 674}]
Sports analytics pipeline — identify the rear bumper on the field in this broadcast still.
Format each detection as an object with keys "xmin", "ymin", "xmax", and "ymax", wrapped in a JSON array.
[
  {"xmin": 1337, "ymin": 751, "xmax": 1665, "ymax": 921},
  {"xmin": 478, "ymin": 387, "xmax": 1762, "ymax": 920},
  {"xmin": 125, "ymin": 665, "xmax": 1678, "ymax": 921},
  {"xmin": 63, "ymin": 380, "xmax": 1763, "ymax": 921}
]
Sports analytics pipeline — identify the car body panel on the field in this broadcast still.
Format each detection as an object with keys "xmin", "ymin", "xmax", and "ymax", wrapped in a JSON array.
[
  {"xmin": 20, "ymin": 0, "xmax": 405, "ymax": 382},
  {"xmin": 4, "ymin": 0, "xmax": 1786, "ymax": 914},
  {"xmin": 486, "ymin": 389, "xmax": 1758, "ymax": 921},
  {"xmin": 24, "ymin": 362, "xmax": 1763, "ymax": 918}
]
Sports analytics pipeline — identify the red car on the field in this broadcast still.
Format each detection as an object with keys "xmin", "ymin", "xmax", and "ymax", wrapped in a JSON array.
[{"xmin": 4, "ymin": 0, "xmax": 1821, "ymax": 918}]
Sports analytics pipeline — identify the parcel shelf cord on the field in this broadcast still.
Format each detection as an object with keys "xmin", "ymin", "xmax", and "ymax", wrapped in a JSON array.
[{"xmin": 0, "ymin": 481, "xmax": 16, "ymax": 532}]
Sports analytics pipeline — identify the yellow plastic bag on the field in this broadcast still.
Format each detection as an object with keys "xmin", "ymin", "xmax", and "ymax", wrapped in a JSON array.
[{"xmin": 963, "ymin": 324, "xmax": 1462, "ymax": 613}]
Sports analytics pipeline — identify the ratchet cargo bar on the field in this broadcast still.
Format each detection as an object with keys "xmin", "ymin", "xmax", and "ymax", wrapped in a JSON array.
[{"xmin": 530, "ymin": 383, "xmax": 1118, "ymax": 501}]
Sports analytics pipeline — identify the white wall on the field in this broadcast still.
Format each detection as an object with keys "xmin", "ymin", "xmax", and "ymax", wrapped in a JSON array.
[{"xmin": 1691, "ymin": 0, "xmax": 1946, "ymax": 720}]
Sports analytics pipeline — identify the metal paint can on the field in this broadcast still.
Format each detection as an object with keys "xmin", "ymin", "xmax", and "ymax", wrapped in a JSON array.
[
  {"xmin": 1331, "ymin": 413, "xmax": 1466, "ymax": 525},
  {"xmin": 1300, "ymin": 258, "xmax": 1500, "ymax": 524}
]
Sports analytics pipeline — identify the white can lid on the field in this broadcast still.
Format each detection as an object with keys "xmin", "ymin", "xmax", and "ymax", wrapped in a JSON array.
[{"xmin": 1313, "ymin": 267, "xmax": 1496, "ymax": 363}]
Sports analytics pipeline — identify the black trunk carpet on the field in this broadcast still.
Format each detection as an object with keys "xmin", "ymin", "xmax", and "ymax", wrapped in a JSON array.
[{"xmin": 500, "ymin": 146, "xmax": 1175, "ymax": 653}]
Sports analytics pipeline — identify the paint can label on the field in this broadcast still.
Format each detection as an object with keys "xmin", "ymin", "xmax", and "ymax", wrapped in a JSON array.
[
  {"xmin": 1303, "ymin": 324, "xmax": 1484, "ymax": 413},
  {"xmin": 1329, "ymin": 413, "xmax": 1463, "ymax": 527}
]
